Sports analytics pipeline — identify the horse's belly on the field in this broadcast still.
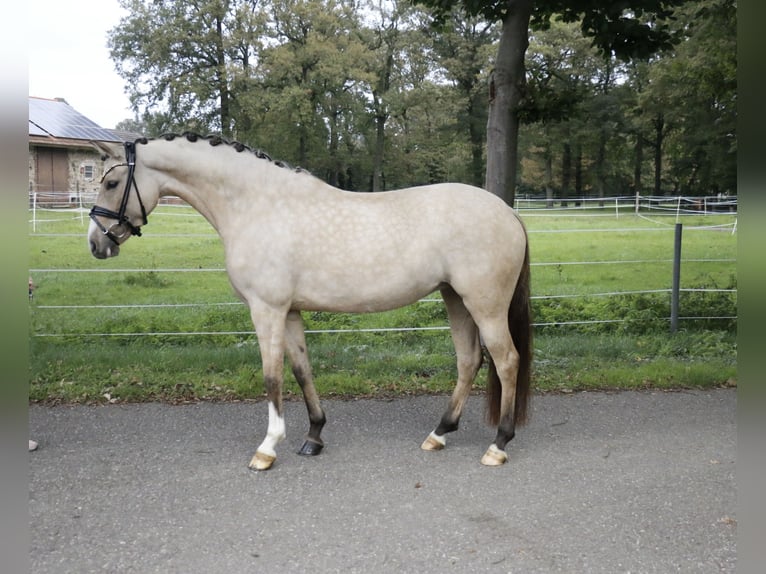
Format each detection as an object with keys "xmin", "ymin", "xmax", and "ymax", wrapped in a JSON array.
[{"xmin": 291, "ymin": 261, "xmax": 443, "ymax": 313}]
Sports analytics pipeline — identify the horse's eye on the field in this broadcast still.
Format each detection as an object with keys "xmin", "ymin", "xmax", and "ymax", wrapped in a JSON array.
[{"xmin": 106, "ymin": 180, "xmax": 120, "ymax": 190}]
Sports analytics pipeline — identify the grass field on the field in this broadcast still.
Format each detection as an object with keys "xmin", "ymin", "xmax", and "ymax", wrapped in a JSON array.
[{"xmin": 29, "ymin": 204, "xmax": 737, "ymax": 404}]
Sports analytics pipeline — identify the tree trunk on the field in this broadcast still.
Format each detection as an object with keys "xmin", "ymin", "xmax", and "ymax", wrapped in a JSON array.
[
  {"xmin": 653, "ymin": 113, "xmax": 664, "ymax": 195},
  {"xmin": 561, "ymin": 140, "xmax": 571, "ymax": 208},
  {"xmin": 633, "ymin": 132, "xmax": 643, "ymax": 195},
  {"xmin": 485, "ymin": 0, "xmax": 532, "ymax": 206},
  {"xmin": 372, "ymin": 50, "xmax": 394, "ymax": 193},
  {"xmin": 575, "ymin": 145, "xmax": 583, "ymax": 203},
  {"xmin": 328, "ymin": 107, "xmax": 340, "ymax": 187},
  {"xmin": 468, "ymin": 94, "xmax": 485, "ymax": 188},
  {"xmin": 596, "ymin": 128, "xmax": 606, "ymax": 207},
  {"xmin": 373, "ymin": 105, "xmax": 386, "ymax": 192},
  {"xmin": 298, "ymin": 65, "xmax": 312, "ymax": 167},
  {"xmin": 544, "ymin": 141, "xmax": 554, "ymax": 208},
  {"xmin": 214, "ymin": 13, "xmax": 231, "ymax": 138}
]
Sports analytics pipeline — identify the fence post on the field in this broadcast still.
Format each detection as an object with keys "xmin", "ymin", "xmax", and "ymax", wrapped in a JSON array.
[
  {"xmin": 77, "ymin": 191, "xmax": 84, "ymax": 225},
  {"xmin": 670, "ymin": 223, "xmax": 683, "ymax": 333}
]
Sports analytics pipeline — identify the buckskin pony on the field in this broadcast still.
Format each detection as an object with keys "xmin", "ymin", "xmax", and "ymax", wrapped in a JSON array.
[{"xmin": 87, "ymin": 133, "xmax": 532, "ymax": 471}]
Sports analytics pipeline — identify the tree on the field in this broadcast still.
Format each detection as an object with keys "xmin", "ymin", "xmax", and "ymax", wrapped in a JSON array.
[
  {"xmin": 107, "ymin": 0, "xmax": 714, "ymax": 197},
  {"xmin": 358, "ymin": 0, "xmax": 416, "ymax": 191},
  {"xmin": 252, "ymin": 0, "xmax": 368, "ymax": 171},
  {"xmin": 415, "ymin": 0, "xmax": 684, "ymax": 205},
  {"xmin": 648, "ymin": 0, "xmax": 736, "ymax": 195},
  {"xmin": 425, "ymin": 11, "xmax": 499, "ymax": 187},
  {"xmin": 521, "ymin": 18, "xmax": 598, "ymax": 204},
  {"xmin": 109, "ymin": 0, "xmax": 268, "ymax": 137},
  {"xmin": 616, "ymin": 0, "xmax": 736, "ymax": 197}
]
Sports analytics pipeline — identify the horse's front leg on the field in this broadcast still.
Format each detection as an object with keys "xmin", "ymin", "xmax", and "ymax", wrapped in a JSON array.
[
  {"xmin": 285, "ymin": 311, "xmax": 326, "ymax": 456},
  {"xmin": 248, "ymin": 308, "xmax": 288, "ymax": 471}
]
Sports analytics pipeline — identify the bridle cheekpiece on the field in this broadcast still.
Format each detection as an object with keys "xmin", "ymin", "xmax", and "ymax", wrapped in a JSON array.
[{"xmin": 89, "ymin": 140, "xmax": 148, "ymax": 245}]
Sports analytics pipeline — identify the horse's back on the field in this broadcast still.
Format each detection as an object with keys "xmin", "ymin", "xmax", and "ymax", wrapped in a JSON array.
[
  {"xmin": 341, "ymin": 183, "xmax": 522, "ymax": 249},
  {"xmin": 227, "ymin": 181, "xmax": 526, "ymax": 313}
]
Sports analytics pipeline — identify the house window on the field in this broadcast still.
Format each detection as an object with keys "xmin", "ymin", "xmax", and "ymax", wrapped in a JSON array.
[{"xmin": 80, "ymin": 163, "xmax": 95, "ymax": 181}]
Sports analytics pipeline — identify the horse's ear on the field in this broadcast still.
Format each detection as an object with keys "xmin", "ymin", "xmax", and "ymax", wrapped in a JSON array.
[{"xmin": 90, "ymin": 140, "xmax": 123, "ymax": 160}]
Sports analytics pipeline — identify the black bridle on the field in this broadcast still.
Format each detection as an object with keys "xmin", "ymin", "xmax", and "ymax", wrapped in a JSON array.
[{"xmin": 89, "ymin": 141, "xmax": 148, "ymax": 245}]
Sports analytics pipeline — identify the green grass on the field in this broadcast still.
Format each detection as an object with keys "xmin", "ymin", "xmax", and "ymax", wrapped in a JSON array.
[
  {"xmin": 29, "ymin": 331, "xmax": 736, "ymax": 404},
  {"xmin": 28, "ymin": 205, "xmax": 737, "ymax": 404}
]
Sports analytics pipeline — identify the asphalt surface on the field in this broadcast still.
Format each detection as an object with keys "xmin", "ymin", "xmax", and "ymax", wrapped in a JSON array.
[{"xmin": 29, "ymin": 390, "xmax": 736, "ymax": 573}]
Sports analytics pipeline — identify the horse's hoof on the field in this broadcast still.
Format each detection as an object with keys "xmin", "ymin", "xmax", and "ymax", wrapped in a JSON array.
[
  {"xmin": 298, "ymin": 439, "xmax": 324, "ymax": 456},
  {"xmin": 480, "ymin": 444, "xmax": 508, "ymax": 466},
  {"xmin": 421, "ymin": 431, "xmax": 446, "ymax": 451},
  {"xmin": 249, "ymin": 450, "xmax": 276, "ymax": 471}
]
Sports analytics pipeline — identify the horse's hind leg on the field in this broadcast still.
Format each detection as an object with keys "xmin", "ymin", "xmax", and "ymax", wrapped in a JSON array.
[
  {"xmin": 422, "ymin": 287, "xmax": 482, "ymax": 452},
  {"xmin": 285, "ymin": 310, "xmax": 326, "ymax": 456},
  {"xmin": 475, "ymin": 316, "xmax": 520, "ymax": 467}
]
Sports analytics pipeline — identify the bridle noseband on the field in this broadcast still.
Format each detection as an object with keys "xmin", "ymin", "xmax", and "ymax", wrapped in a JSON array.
[{"xmin": 89, "ymin": 141, "xmax": 148, "ymax": 245}]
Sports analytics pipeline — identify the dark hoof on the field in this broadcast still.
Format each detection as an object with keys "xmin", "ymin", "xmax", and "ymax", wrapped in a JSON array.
[{"xmin": 298, "ymin": 440, "xmax": 324, "ymax": 456}]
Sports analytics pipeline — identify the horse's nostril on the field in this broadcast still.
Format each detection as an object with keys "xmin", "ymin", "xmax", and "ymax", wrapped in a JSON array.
[{"xmin": 90, "ymin": 240, "xmax": 109, "ymax": 259}]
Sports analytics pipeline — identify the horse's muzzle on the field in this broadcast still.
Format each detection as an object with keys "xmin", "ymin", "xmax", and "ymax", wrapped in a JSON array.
[
  {"xmin": 88, "ymin": 218, "xmax": 123, "ymax": 259},
  {"xmin": 89, "ymin": 237, "xmax": 120, "ymax": 259}
]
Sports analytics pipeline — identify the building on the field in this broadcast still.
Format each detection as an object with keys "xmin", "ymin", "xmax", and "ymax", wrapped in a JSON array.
[{"xmin": 28, "ymin": 96, "xmax": 139, "ymax": 207}]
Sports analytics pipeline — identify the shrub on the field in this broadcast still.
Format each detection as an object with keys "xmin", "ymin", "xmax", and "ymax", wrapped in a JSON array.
[{"xmin": 532, "ymin": 282, "xmax": 736, "ymax": 336}]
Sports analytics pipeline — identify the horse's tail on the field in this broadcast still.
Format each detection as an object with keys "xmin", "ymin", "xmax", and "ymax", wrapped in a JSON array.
[{"xmin": 486, "ymin": 236, "xmax": 533, "ymax": 427}]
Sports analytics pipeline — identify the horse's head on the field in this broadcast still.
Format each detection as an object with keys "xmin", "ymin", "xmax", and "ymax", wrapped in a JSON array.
[{"xmin": 88, "ymin": 140, "xmax": 151, "ymax": 259}]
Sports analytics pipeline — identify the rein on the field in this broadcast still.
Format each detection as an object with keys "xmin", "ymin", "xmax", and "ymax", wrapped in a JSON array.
[{"xmin": 89, "ymin": 141, "xmax": 148, "ymax": 245}]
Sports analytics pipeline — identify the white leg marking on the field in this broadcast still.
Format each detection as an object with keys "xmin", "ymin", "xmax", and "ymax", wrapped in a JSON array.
[
  {"xmin": 257, "ymin": 402, "xmax": 286, "ymax": 458},
  {"xmin": 480, "ymin": 443, "xmax": 508, "ymax": 466},
  {"xmin": 421, "ymin": 430, "xmax": 447, "ymax": 451}
]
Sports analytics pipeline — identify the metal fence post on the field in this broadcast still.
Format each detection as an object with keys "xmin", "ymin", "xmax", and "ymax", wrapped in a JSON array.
[{"xmin": 671, "ymin": 223, "xmax": 683, "ymax": 333}]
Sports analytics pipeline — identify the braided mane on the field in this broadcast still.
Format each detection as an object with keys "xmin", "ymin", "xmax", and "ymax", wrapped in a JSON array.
[{"xmin": 134, "ymin": 131, "xmax": 304, "ymax": 173}]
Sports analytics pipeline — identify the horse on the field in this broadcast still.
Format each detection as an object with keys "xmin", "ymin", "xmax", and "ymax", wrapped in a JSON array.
[{"xmin": 87, "ymin": 133, "xmax": 533, "ymax": 471}]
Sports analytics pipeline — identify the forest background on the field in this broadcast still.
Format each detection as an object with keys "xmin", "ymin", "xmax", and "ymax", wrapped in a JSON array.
[{"xmin": 108, "ymin": 0, "xmax": 736, "ymax": 202}]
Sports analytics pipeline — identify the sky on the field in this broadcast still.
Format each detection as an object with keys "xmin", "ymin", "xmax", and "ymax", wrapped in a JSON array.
[{"xmin": 29, "ymin": 0, "xmax": 134, "ymax": 129}]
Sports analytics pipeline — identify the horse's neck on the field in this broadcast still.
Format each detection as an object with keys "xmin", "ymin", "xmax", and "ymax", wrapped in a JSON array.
[{"xmin": 150, "ymin": 142, "xmax": 280, "ymax": 234}]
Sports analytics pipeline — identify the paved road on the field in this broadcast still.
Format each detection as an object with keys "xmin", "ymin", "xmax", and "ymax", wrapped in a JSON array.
[{"xmin": 29, "ymin": 390, "xmax": 736, "ymax": 573}]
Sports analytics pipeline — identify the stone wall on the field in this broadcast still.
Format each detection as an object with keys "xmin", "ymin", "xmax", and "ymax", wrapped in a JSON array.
[{"xmin": 28, "ymin": 144, "xmax": 107, "ymax": 206}]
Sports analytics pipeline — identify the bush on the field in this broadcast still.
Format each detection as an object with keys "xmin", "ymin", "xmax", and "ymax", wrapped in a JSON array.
[{"xmin": 533, "ymin": 281, "xmax": 736, "ymax": 335}]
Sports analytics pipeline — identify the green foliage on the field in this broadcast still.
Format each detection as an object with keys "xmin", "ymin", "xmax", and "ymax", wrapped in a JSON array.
[
  {"xmin": 417, "ymin": 0, "xmax": 685, "ymax": 58},
  {"xmin": 533, "ymin": 275, "xmax": 737, "ymax": 335},
  {"xmin": 106, "ymin": 1, "xmax": 734, "ymax": 197}
]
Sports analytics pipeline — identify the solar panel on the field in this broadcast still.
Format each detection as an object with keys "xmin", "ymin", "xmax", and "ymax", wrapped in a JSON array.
[
  {"xmin": 29, "ymin": 120, "xmax": 49, "ymax": 136},
  {"xmin": 28, "ymin": 98, "xmax": 121, "ymax": 142}
]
